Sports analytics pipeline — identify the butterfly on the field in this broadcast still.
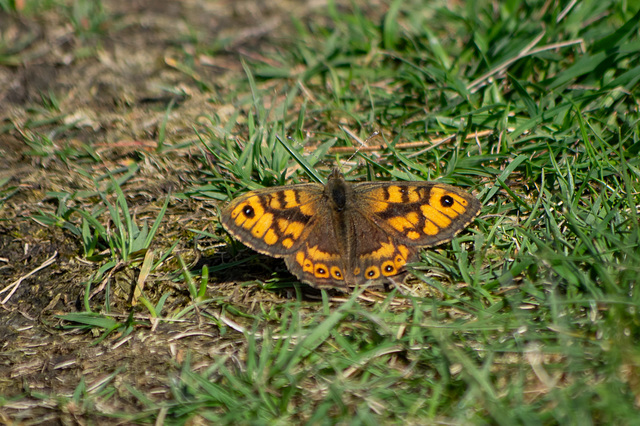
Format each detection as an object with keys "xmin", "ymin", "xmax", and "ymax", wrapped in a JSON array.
[{"xmin": 220, "ymin": 169, "xmax": 481, "ymax": 290}]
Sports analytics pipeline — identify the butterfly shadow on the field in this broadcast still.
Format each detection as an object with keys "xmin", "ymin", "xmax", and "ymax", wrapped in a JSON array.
[
  {"xmin": 195, "ymin": 246, "xmax": 326, "ymax": 299},
  {"xmin": 196, "ymin": 245, "xmax": 413, "ymax": 301}
]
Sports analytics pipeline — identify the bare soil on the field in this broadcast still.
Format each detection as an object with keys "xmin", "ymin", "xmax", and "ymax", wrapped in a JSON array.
[{"xmin": 0, "ymin": 0, "xmax": 332, "ymax": 420}]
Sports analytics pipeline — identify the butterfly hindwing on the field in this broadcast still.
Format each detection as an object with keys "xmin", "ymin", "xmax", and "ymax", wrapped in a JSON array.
[
  {"xmin": 283, "ymin": 209, "xmax": 419, "ymax": 288},
  {"xmin": 283, "ymin": 218, "xmax": 348, "ymax": 288},
  {"xmin": 346, "ymin": 209, "xmax": 419, "ymax": 286}
]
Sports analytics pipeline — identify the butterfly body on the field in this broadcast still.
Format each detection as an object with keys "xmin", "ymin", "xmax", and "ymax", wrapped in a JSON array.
[{"xmin": 221, "ymin": 169, "xmax": 481, "ymax": 290}]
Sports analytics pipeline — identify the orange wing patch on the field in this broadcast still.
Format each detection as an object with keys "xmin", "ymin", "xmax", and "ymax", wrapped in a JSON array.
[
  {"xmin": 230, "ymin": 197, "xmax": 281, "ymax": 246},
  {"xmin": 295, "ymin": 245, "xmax": 343, "ymax": 281},
  {"xmin": 421, "ymin": 204, "xmax": 452, "ymax": 228},
  {"xmin": 388, "ymin": 211, "xmax": 422, "ymax": 239},
  {"xmin": 357, "ymin": 241, "xmax": 411, "ymax": 281},
  {"xmin": 277, "ymin": 219, "xmax": 305, "ymax": 249}
]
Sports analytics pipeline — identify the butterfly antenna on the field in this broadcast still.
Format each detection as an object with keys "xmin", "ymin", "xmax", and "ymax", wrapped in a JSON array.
[{"xmin": 339, "ymin": 128, "xmax": 381, "ymax": 171}]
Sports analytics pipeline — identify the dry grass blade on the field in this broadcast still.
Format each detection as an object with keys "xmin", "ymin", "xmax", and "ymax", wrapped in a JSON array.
[{"xmin": 1, "ymin": 251, "xmax": 58, "ymax": 304}]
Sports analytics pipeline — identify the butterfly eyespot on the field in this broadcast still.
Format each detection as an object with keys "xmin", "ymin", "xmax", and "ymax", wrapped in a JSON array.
[
  {"xmin": 243, "ymin": 205, "xmax": 255, "ymax": 217},
  {"xmin": 315, "ymin": 264, "xmax": 330, "ymax": 278},
  {"xmin": 381, "ymin": 261, "xmax": 397, "ymax": 276},
  {"xmin": 302, "ymin": 260, "xmax": 314, "ymax": 273},
  {"xmin": 330, "ymin": 266, "xmax": 344, "ymax": 280},
  {"xmin": 440, "ymin": 195, "xmax": 454, "ymax": 207},
  {"xmin": 365, "ymin": 266, "xmax": 380, "ymax": 279}
]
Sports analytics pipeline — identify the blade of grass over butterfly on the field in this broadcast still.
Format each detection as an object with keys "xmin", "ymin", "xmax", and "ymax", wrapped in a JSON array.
[{"xmin": 275, "ymin": 135, "xmax": 326, "ymax": 184}]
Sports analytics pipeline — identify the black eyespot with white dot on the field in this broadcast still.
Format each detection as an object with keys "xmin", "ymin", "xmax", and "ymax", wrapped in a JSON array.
[
  {"xmin": 441, "ymin": 195, "xmax": 454, "ymax": 208},
  {"xmin": 243, "ymin": 205, "xmax": 255, "ymax": 218},
  {"xmin": 385, "ymin": 265, "xmax": 394, "ymax": 273},
  {"xmin": 367, "ymin": 270, "xmax": 376, "ymax": 277}
]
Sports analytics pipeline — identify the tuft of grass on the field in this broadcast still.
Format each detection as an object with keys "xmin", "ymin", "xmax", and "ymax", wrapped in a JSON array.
[{"xmin": 3, "ymin": 0, "xmax": 640, "ymax": 424}]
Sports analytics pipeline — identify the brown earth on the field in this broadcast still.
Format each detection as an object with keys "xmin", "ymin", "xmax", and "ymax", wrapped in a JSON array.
[{"xmin": 0, "ymin": 0, "xmax": 343, "ymax": 421}]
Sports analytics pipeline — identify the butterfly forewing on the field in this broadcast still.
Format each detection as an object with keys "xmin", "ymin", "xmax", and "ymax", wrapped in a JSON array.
[
  {"xmin": 220, "ymin": 183, "xmax": 325, "ymax": 257},
  {"xmin": 353, "ymin": 181, "xmax": 481, "ymax": 247}
]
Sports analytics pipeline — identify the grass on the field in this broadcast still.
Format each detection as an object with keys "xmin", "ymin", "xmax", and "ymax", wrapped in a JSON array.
[{"xmin": 1, "ymin": 0, "xmax": 640, "ymax": 423}]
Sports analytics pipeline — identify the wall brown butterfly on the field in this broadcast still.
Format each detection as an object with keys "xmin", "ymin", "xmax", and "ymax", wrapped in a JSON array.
[{"xmin": 221, "ymin": 169, "xmax": 481, "ymax": 290}]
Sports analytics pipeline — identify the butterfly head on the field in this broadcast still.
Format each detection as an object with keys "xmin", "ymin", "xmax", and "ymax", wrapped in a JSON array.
[{"xmin": 326, "ymin": 168, "xmax": 350, "ymax": 212}]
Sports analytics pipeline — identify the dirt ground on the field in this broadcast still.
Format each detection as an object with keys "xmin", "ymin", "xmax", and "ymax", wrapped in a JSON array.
[{"xmin": 1, "ymin": 0, "xmax": 341, "ymax": 421}]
